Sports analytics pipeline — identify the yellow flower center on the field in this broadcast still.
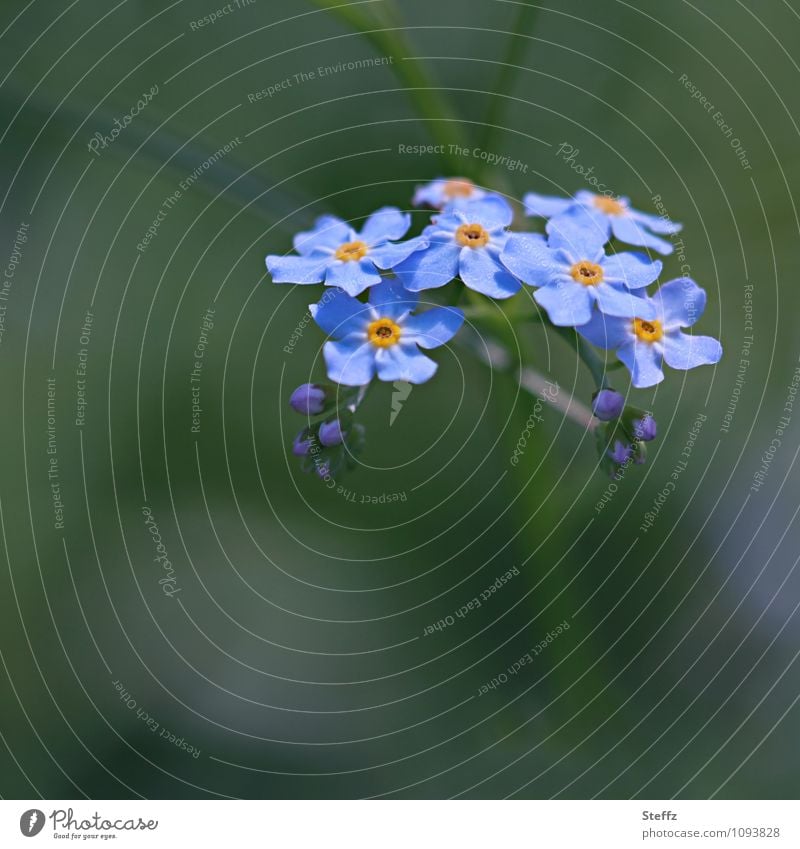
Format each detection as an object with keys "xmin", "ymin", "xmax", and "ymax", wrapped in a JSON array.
[
  {"xmin": 335, "ymin": 240, "xmax": 368, "ymax": 262},
  {"xmin": 367, "ymin": 317, "xmax": 401, "ymax": 348},
  {"xmin": 633, "ymin": 317, "xmax": 663, "ymax": 343},
  {"xmin": 443, "ymin": 179, "xmax": 475, "ymax": 199},
  {"xmin": 570, "ymin": 260, "xmax": 604, "ymax": 286},
  {"xmin": 593, "ymin": 195, "xmax": 626, "ymax": 215},
  {"xmin": 455, "ymin": 222, "xmax": 490, "ymax": 248}
]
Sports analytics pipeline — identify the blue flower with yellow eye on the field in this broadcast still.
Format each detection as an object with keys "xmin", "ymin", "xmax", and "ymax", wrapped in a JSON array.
[
  {"xmin": 524, "ymin": 189, "xmax": 682, "ymax": 255},
  {"xmin": 500, "ymin": 208, "xmax": 661, "ymax": 327},
  {"xmin": 577, "ymin": 277, "xmax": 722, "ymax": 388},
  {"xmin": 394, "ymin": 196, "xmax": 521, "ymax": 299},
  {"xmin": 412, "ymin": 177, "xmax": 490, "ymax": 209},
  {"xmin": 310, "ymin": 278, "xmax": 465, "ymax": 386},
  {"xmin": 266, "ymin": 207, "xmax": 426, "ymax": 297}
]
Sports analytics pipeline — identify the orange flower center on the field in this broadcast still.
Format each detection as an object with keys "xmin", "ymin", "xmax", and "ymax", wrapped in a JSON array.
[
  {"xmin": 443, "ymin": 179, "xmax": 475, "ymax": 199},
  {"xmin": 455, "ymin": 223, "xmax": 490, "ymax": 248},
  {"xmin": 335, "ymin": 240, "xmax": 368, "ymax": 262},
  {"xmin": 633, "ymin": 317, "xmax": 663, "ymax": 343},
  {"xmin": 593, "ymin": 195, "xmax": 626, "ymax": 215},
  {"xmin": 367, "ymin": 317, "xmax": 401, "ymax": 348},
  {"xmin": 570, "ymin": 260, "xmax": 604, "ymax": 286}
]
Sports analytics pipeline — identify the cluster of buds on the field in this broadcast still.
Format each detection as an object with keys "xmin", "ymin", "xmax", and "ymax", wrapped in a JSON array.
[
  {"xmin": 591, "ymin": 388, "xmax": 657, "ymax": 479},
  {"xmin": 289, "ymin": 383, "xmax": 366, "ymax": 480}
]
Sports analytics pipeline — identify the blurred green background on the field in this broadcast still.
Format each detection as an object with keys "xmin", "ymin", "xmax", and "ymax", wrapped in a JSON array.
[{"xmin": 0, "ymin": 0, "xmax": 798, "ymax": 799}]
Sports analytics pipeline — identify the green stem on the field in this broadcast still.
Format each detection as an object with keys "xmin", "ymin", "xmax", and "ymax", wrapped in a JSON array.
[
  {"xmin": 308, "ymin": 0, "xmax": 464, "ymax": 170},
  {"xmin": 552, "ymin": 325, "xmax": 609, "ymax": 390},
  {"xmin": 479, "ymin": 1, "xmax": 541, "ymax": 168},
  {"xmin": 457, "ymin": 327, "xmax": 596, "ymax": 430}
]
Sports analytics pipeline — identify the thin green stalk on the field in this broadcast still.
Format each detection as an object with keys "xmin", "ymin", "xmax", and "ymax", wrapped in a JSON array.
[
  {"xmin": 308, "ymin": 0, "xmax": 464, "ymax": 169},
  {"xmin": 552, "ymin": 324, "xmax": 609, "ymax": 390},
  {"xmin": 479, "ymin": 1, "xmax": 541, "ymax": 169}
]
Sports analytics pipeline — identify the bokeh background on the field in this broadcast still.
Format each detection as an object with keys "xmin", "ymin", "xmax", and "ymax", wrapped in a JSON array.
[{"xmin": 0, "ymin": 0, "xmax": 798, "ymax": 799}]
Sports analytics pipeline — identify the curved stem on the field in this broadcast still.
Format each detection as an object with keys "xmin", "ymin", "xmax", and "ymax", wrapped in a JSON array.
[
  {"xmin": 308, "ymin": 0, "xmax": 464, "ymax": 169},
  {"xmin": 457, "ymin": 325, "xmax": 597, "ymax": 431},
  {"xmin": 479, "ymin": 1, "xmax": 541, "ymax": 168},
  {"xmin": 552, "ymin": 325, "xmax": 609, "ymax": 390}
]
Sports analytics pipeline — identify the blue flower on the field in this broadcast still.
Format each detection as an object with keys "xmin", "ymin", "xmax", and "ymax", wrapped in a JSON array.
[
  {"xmin": 267, "ymin": 207, "xmax": 426, "ymax": 297},
  {"xmin": 633, "ymin": 415, "xmax": 657, "ymax": 441},
  {"xmin": 319, "ymin": 419, "xmax": 345, "ymax": 447},
  {"xmin": 289, "ymin": 383, "xmax": 327, "ymax": 415},
  {"xmin": 523, "ymin": 189, "xmax": 682, "ymax": 255},
  {"xmin": 394, "ymin": 196, "xmax": 521, "ymax": 298},
  {"xmin": 592, "ymin": 389, "xmax": 625, "ymax": 421},
  {"xmin": 577, "ymin": 277, "xmax": 722, "ymax": 388},
  {"xmin": 412, "ymin": 177, "xmax": 489, "ymax": 209},
  {"xmin": 292, "ymin": 431, "xmax": 314, "ymax": 456},
  {"xmin": 500, "ymin": 208, "xmax": 661, "ymax": 326},
  {"xmin": 310, "ymin": 278, "xmax": 465, "ymax": 386}
]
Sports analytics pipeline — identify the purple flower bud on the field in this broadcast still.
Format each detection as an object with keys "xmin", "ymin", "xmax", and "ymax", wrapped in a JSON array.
[
  {"xmin": 292, "ymin": 432, "xmax": 313, "ymax": 456},
  {"xmin": 319, "ymin": 419, "xmax": 345, "ymax": 447},
  {"xmin": 592, "ymin": 389, "xmax": 625, "ymax": 421},
  {"xmin": 608, "ymin": 440, "xmax": 633, "ymax": 465},
  {"xmin": 633, "ymin": 415, "xmax": 657, "ymax": 442},
  {"xmin": 289, "ymin": 383, "xmax": 326, "ymax": 416}
]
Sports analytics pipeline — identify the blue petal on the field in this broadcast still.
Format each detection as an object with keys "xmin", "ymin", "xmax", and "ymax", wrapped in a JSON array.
[
  {"xmin": 359, "ymin": 206, "xmax": 411, "ymax": 245},
  {"xmin": 594, "ymin": 283, "xmax": 656, "ymax": 319},
  {"xmin": 310, "ymin": 287, "xmax": 369, "ymax": 338},
  {"xmin": 652, "ymin": 277, "xmax": 707, "ymax": 328},
  {"xmin": 324, "ymin": 258, "xmax": 382, "ymax": 296},
  {"xmin": 393, "ymin": 242, "xmax": 461, "ymax": 291},
  {"xmin": 631, "ymin": 208, "xmax": 683, "ymax": 235},
  {"xmin": 267, "ymin": 253, "xmax": 331, "ymax": 284},
  {"xmin": 523, "ymin": 192, "xmax": 574, "ymax": 219},
  {"xmin": 576, "ymin": 310, "xmax": 631, "ymax": 350},
  {"xmin": 662, "ymin": 332, "xmax": 722, "ymax": 370},
  {"xmin": 322, "ymin": 338, "xmax": 376, "ymax": 386},
  {"xmin": 534, "ymin": 282, "xmax": 593, "ymax": 327},
  {"xmin": 368, "ymin": 277, "xmax": 418, "ymax": 319},
  {"xmin": 413, "ymin": 178, "xmax": 486, "ymax": 208},
  {"xmin": 459, "ymin": 247, "xmax": 521, "ymax": 299},
  {"xmin": 500, "ymin": 233, "xmax": 563, "ymax": 287},
  {"xmin": 610, "ymin": 215, "xmax": 673, "ymax": 255},
  {"xmin": 459, "ymin": 195, "xmax": 514, "ymax": 230},
  {"xmin": 293, "ymin": 215, "xmax": 351, "ymax": 256},
  {"xmin": 546, "ymin": 206, "xmax": 609, "ymax": 257},
  {"xmin": 369, "ymin": 235, "xmax": 428, "ymax": 270},
  {"xmin": 601, "ymin": 252, "xmax": 662, "ymax": 289},
  {"xmin": 374, "ymin": 343, "xmax": 438, "ymax": 384},
  {"xmin": 403, "ymin": 307, "xmax": 464, "ymax": 348},
  {"xmin": 617, "ymin": 341, "xmax": 665, "ymax": 388}
]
